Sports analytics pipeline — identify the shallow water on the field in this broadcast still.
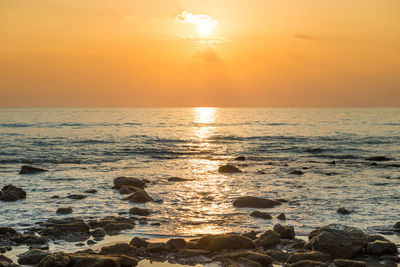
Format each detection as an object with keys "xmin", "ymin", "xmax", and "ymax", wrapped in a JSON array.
[{"xmin": 1, "ymin": 108, "xmax": 400, "ymax": 253}]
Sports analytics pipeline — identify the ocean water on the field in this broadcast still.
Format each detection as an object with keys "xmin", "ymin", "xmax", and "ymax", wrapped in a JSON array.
[{"xmin": 1, "ymin": 108, "xmax": 400, "ymax": 250}]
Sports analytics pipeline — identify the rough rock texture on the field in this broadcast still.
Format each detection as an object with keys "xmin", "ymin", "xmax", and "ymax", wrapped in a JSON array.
[
  {"xmin": 250, "ymin": 211, "xmax": 272, "ymax": 219},
  {"xmin": 18, "ymin": 249, "xmax": 49, "ymax": 265},
  {"xmin": 365, "ymin": 240, "xmax": 398, "ymax": 256},
  {"xmin": 333, "ymin": 259, "xmax": 366, "ymax": 267},
  {"xmin": 166, "ymin": 238, "xmax": 186, "ymax": 251},
  {"xmin": 19, "ymin": 165, "xmax": 47, "ymax": 174},
  {"xmin": 100, "ymin": 242, "xmax": 139, "ymax": 257},
  {"xmin": 218, "ymin": 165, "xmax": 242, "ymax": 173},
  {"xmin": 37, "ymin": 252, "xmax": 70, "ymax": 267},
  {"xmin": 287, "ymin": 251, "xmax": 332, "ymax": 264},
  {"xmin": 124, "ymin": 190, "xmax": 153, "ymax": 203},
  {"xmin": 0, "ymin": 185, "xmax": 26, "ymax": 202},
  {"xmin": 113, "ymin": 177, "xmax": 146, "ymax": 189},
  {"xmin": 255, "ymin": 230, "xmax": 281, "ymax": 248},
  {"xmin": 197, "ymin": 234, "xmax": 255, "ymax": 251},
  {"xmin": 273, "ymin": 224, "xmax": 295, "ymax": 239},
  {"xmin": 130, "ymin": 237, "xmax": 149, "ymax": 249},
  {"xmin": 129, "ymin": 207, "xmax": 150, "ymax": 216},
  {"xmin": 233, "ymin": 196, "xmax": 281, "ymax": 208},
  {"xmin": 307, "ymin": 224, "xmax": 367, "ymax": 259},
  {"xmin": 56, "ymin": 207, "xmax": 73, "ymax": 215}
]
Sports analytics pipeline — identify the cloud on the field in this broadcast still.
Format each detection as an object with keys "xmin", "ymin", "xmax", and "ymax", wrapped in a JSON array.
[
  {"xmin": 170, "ymin": 35, "xmax": 230, "ymax": 45},
  {"xmin": 294, "ymin": 34, "xmax": 318, "ymax": 40},
  {"xmin": 175, "ymin": 10, "xmax": 218, "ymax": 27}
]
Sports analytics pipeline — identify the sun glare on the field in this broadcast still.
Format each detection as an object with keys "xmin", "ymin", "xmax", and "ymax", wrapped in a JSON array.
[
  {"xmin": 175, "ymin": 11, "xmax": 218, "ymax": 36},
  {"xmin": 198, "ymin": 22, "xmax": 213, "ymax": 35}
]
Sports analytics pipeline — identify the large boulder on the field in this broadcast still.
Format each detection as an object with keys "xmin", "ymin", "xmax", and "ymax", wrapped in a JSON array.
[
  {"xmin": 233, "ymin": 196, "xmax": 281, "ymax": 208},
  {"xmin": 0, "ymin": 185, "xmax": 26, "ymax": 202},
  {"xmin": 218, "ymin": 165, "xmax": 242, "ymax": 173},
  {"xmin": 307, "ymin": 224, "xmax": 367, "ymax": 259},
  {"xmin": 146, "ymin": 242, "xmax": 171, "ymax": 253},
  {"xmin": 124, "ymin": 190, "xmax": 153, "ymax": 203},
  {"xmin": 273, "ymin": 224, "xmax": 295, "ymax": 239},
  {"xmin": 113, "ymin": 177, "xmax": 146, "ymax": 189},
  {"xmin": 365, "ymin": 241, "xmax": 398, "ymax": 256},
  {"xmin": 197, "ymin": 234, "xmax": 255, "ymax": 251},
  {"xmin": 19, "ymin": 165, "xmax": 47, "ymax": 174},
  {"xmin": 119, "ymin": 186, "xmax": 141, "ymax": 195},
  {"xmin": 18, "ymin": 249, "xmax": 49, "ymax": 265},
  {"xmin": 167, "ymin": 238, "xmax": 186, "ymax": 251}
]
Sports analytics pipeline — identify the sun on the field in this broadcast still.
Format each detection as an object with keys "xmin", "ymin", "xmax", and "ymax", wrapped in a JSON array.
[
  {"xmin": 198, "ymin": 22, "xmax": 213, "ymax": 35},
  {"xmin": 175, "ymin": 11, "xmax": 218, "ymax": 36}
]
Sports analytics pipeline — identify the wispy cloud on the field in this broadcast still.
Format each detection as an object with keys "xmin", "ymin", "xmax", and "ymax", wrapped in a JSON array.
[
  {"xmin": 175, "ymin": 10, "xmax": 218, "ymax": 27},
  {"xmin": 294, "ymin": 34, "xmax": 318, "ymax": 40}
]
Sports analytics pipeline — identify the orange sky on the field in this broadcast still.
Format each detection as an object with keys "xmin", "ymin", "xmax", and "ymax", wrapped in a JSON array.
[{"xmin": 1, "ymin": 0, "xmax": 399, "ymax": 107}]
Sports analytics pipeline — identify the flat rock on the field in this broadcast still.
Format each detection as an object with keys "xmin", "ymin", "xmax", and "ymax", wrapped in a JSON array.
[
  {"xmin": 67, "ymin": 194, "xmax": 87, "ymax": 200},
  {"xmin": 366, "ymin": 156, "xmax": 392, "ymax": 161},
  {"xmin": 233, "ymin": 196, "xmax": 281, "ymax": 208},
  {"xmin": 218, "ymin": 165, "xmax": 242, "ymax": 173},
  {"xmin": 84, "ymin": 189, "xmax": 97, "ymax": 194},
  {"xmin": 168, "ymin": 177, "xmax": 191, "ymax": 182},
  {"xmin": 100, "ymin": 242, "xmax": 139, "ymax": 257},
  {"xmin": 19, "ymin": 165, "xmax": 47, "ymax": 174},
  {"xmin": 289, "ymin": 170, "xmax": 304, "ymax": 175},
  {"xmin": 287, "ymin": 260, "xmax": 329, "ymax": 267},
  {"xmin": 146, "ymin": 242, "xmax": 171, "ymax": 253}
]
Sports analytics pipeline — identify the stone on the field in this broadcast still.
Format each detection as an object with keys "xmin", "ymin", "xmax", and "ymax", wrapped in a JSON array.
[
  {"xmin": 255, "ymin": 230, "xmax": 281, "ymax": 248},
  {"xmin": 333, "ymin": 259, "xmax": 366, "ymax": 267},
  {"xmin": 146, "ymin": 242, "xmax": 171, "ymax": 253},
  {"xmin": 233, "ymin": 196, "xmax": 281, "ymax": 208},
  {"xmin": 177, "ymin": 249, "xmax": 210, "ymax": 257},
  {"xmin": 366, "ymin": 234, "xmax": 390, "ymax": 243},
  {"xmin": 337, "ymin": 208, "xmax": 352, "ymax": 215},
  {"xmin": 289, "ymin": 170, "xmax": 303, "ymax": 175},
  {"xmin": 119, "ymin": 185, "xmax": 141, "ymax": 194},
  {"xmin": 84, "ymin": 189, "xmax": 97, "ymax": 194},
  {"xmin": 250, "ymin": 211, "xmax": 272, "ymax": 219},
  {"xmin": 168, "ymin": 177, "xmax": 191, "ymax": 182},
  {"xmin": 100, "ymin": 242, "xmax": 139, "ymax": 257},
  {"xmin": 130, "ymin": 237, "xmax": 149, "ymax": 248},
  {"xmin": 113, "ymin": 177, "xmax": 146, "ymax": 189},
  {"xmin": 0, "ymin": 185, "xmax": 26, "ymax": 202},
  {"xmin": 218, "ymin": 165, "xmax": 242, "ymax": 173},
  {"xmin": 18, "ymin": 249, "xmax": 49, "ymax": 265},
  {"xmin": 365, "ymin": 240, "xmax": 398, "ymax": 256},
  {"xmin": 287, "ymin": 260, "xmax": 329, "ymax": 267},
  {"xmin": 67, "ymin": 194, "xmax": 87, "ymax": 200},
  {"xmin": 91, "ymin": 228, "xmax": 106, "ymax": 238},
  {"xmin": 167, "ymin": 238, "xmax": 186, "ymax": 251},
  {"xmin": 197, "ymin": 234, "xmax": 255, "ymax": 251},
  {"xmin": 68, "ymin": 253, "xmax": 120, "ymax": 267},
  {"xmin": 129, "ymin": 207, "xmax": 150, "ymax": 216},
  {"xmin": 243, "ymin": 230, "xmax": 257, "ymax": 240},
  {"xmin": 37, "ymin": 252, "xmax": 70, "ymax": 267},
  {"xmin": 273, "ymin": 224, "xmax": 295, "ymax": 239},
  {"xmin": 87, "ymin": 240, "xmax": 96, "ymax": 245},
  {"xmin": 394, "ymin": 222, "xmax": 400, "ymax": 229},
  {"xmin": 277, "ymin": 213, "xmax": 286, "ymax": 220},
  {"xmin": 0, "ymin": 255, "xmax": 12, "ymax": 263},
  {"xmin": 124, "ymin": 190, "xmax": 153, "ymax": 203},
  {"xmin": 19, "ymin": 165, "xmax": 47, "ymax": 174},
  {"xmin": 56, "ymin": 207, "xmax": 73, "ymax": 215},
  {"xmin": 54, "ymin": 221, "xmax": 90, "ymax": 233},
  {"xmin": 365, "ymin": 156, "xmax": 392, "ymax": 161},
  {"xmin": 264, "ymin": 249, "xmax": 289, "ymax": 262},
  {"xmin": 287, "ymin": 251, "xmax": 332, "ymax": 264},
  {"xmin": 214, "ymin": 251, "xmax": 273, "ymax": 267},
  {"xmin": 235, "ymin": 156, "xmax": 246, "ymax": 161},
  {"xmin": 307, "ymin": 224, "xmax": 367, "ymax": 259},
  {"xmin": 104, "ymin": 223, "xmax": 135, "ymax": 234}
]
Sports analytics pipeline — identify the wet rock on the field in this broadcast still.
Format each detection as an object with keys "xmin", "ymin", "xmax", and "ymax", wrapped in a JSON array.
[
  {"xmin": 177, "ymin": 249, "xmax": 210, "ymax": 257},
  {"xmin": 277, "ymin": 213, "xmax": 286, "ymax": 220},
  {"xmin": 87, "ymin": 240, "xmax": 96, "ymax": 245},
  {"xmin": 18, "ymin": 249, "xmax": 49, "ymax": 265},
  {"xmin": 333, "ymin": 259, "xmax": 366, "ymax": 267},
  {"xmin": 366, "ymin": 240, "xmax": 398, "ymax": 256},
  {"xmin": 307, "ymin": 224, "xmax": 367, "ymax": 259},
  {"xmin": 289, "ymin": 170, "xmax": 303, "ymax": 175},
  {"xmin": 0, "ymin": 227, "xmax": 17, "ymax": 235},
  {"xmin": 54, "ymin": 221, "xmax": 90, "ymax": 233},
  {"xmin": 214, "ymin": 251, "xmax": 273, "ymax": 267},
  {"xmin": 37, "ymin": 252, "xmax": 70, "ymax": 267},
  {"xmin": 0, "ymin": 255, "xmax": 12, "ymax": 264},
  {"xmin": 150, "ymin": 222, "xmax": 160, "ymax": 226},
  {"xmin": 119, "ymin": 185, "xmax": 141, "ymax": 194},
  {"xmin": 218, "ymin": 165, "xmax": 242, "ymax": 173},
  {"xmin": 0, "ymin": 226, "xmax": 47, "ymax": 246},
  {"xmin": 51, "ymin": 195, "xmax": 60, "ymax": 199},
  {"xmin": 250, "ymin": 211, "xmax": 272, "ymax": 220},
  {"xmin": 68, "ymin": 253, "xmax": 121, "ymax": 267},
  {"xmin": 100, "ymin": 242, "xmax": 139, "ymax": 257},
  {"xmin": 393, "ymin": 222, "xmax": 400, "ymax": 229},
  {"xmin": 337, "ymin": 208, "xmax": 352, "ymax": 215},
  {"xmin": 168, "ymin": 177, "xmax": 191, "ymax": 182},
  {"xmin": 124, "ymin": 189, "xmax": 153, "ymax": 203},
  {"xmin": 287, "ymin": 260, "xmax": 329, "ymax": 267},
  {"xmin": 19, "ymin": 165, "xmax": 47, "ymax": 174},
  {"xmin": 88, "ymin": 216, "xmax": 135, "ymax": 229},
  {"xmin": 273, "ymin": 224, "xmax": 295, "ymax": 239},
  {"xmin": 130, "ymin": 237, "xmax": 149, "ymax": 249},
  {"xmin": 113, "ymin": 177, "xmax": 146, "ymax": 189},
  {"xmin": 91, "ymin": 228, "xmax": 106, "ymax": 238},
  {"xmin": 243, "ymin": 230, "xmax": 257, "ymax": 240},
  {"xmin": 233, "ymin": 196, "xmax": 281, "ymax": 208},
  {"xmin": 0, "ymin": 185, "xmax": 26, "ymax": 202},
  {"xmin": 84, "ymin": 189, "xmax": 97, "ymax": 194},
  {"xmin": 166, "ymin": 238, "xmax": 186, "ymax": 251},
  {"xmin": 284, "ymin": 240, "xmax": 306, "ymax": 250},
  {"xmin": 366, "ymin": 234, "xmax": 390, "ymax": 243},
  {"xmin": 235, "ymin": 156, "xmax": 246, "ymax": 161},
  {"xmin": 129, "ymin": 207, "xmax": 151, "ymax": 216},
  {"xmin": 255, "ymin": 230, "xmax": 281, "ymax": 248},
  {"xmin": 146, "ymin": 242, "xmax": 171, "ymax": 253},
  {"xmin": 366, "ymin": 156, "xmax": 392, "ymax": 161},
  {"xmin": 222, "ymin": 257, "xmax": 261, "ymax": 267},
  {"xmin": 104, "ymin": 222, "xmax": 135, "ymax": 234},
  {"xmin": 67, "ymin": 194, "xmax": 87, "ymax": 200},
  {"xmin": 264, "ymin": 249, "xmax": 289, "ymax": 262},
  {"xmin": 197, "ymin": 234, "xmax": 255, "ymax": 251},
  {"xmin": 56, "ymin": 207, "xmax": 73, "ymax": 215},
  {"xmin": 287, "ymin": 251, "xmax": 331, "ymax": 264}
]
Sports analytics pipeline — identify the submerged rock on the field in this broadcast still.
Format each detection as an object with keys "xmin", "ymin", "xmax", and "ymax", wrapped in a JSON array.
[
  {"xmin": 289, "ymin": 170, "xmax": 304, "ymax": 175},
  {"xmin": 233, "ymin": 196, "xmax": 282, "ymax": 208},
  {"xmin": 235, "ymin": 156, "xmax": 246, "ymax": 161},
  {"xmin": 277, "ymin": 213, "xmax": 286, "ymax": 220},
  {"xmin": 197, "ymin": 234, "xmax": 255, "ymax": 251},
  {"xmin": 0, "ymin": 185, "xmax": 26, "ymax": 202},
  {"xmin": 56, "ymin": 207, "xmax": 73, "ymax": 215},
  {"xmin": 67, "ymin": 194, "xmax": 87, "ymax": 200},
  {"xmin": 218, "ymin": 165, "xmax": 242, "ymax": 173},
  {"xmin": 273, "ymin": 224, "xmax": 295, "ymax": 239},
  {"xmin": 124, "ymin": 190, "xmax": 153, "ymax": 203},
  {"xmin": 250, "ymin": 211, "xmax": 272, "ymax": 220},
  {"xmin": 119, "ymin": 185, "xmax": 141, "ymax": 195},
  {"xmin": 84, "ymin": 189, "xmax": 97, "ymax": 194},
  {"xmin": 337, "ymin": 207, "xmax": 352, "ymax": 215},
  {"xmin": 168, "ymin": 177, "xmax": 191, "ymax": 182},
  {"xmin": 113, "ymin": 177, "xmax": 146, "ymax": 189},
  {"xmin": 19, "ymin": 165, "xmax": 47, "ymax": 174},
  {"xmin": 365, "ymin": 156, "xmax": 392, "ymax": 161},
  {"xmin": 129, "ymin": 207, "xmax": 151, "ymax": 216}
]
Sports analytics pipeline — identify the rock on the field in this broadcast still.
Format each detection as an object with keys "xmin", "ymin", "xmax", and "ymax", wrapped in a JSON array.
[
  {"xmin": 214, "ymin": 251, "xmax": 273, "ymax": 267},
  {"xmin": 366, "ymin": 234, "xmax": 390, "ymax": 243},
  {"xmin": 124, "ymin": 190, "xmax": 153, "ymax": 203},
  {"xmin": 287, "ymin": 251, "xmax": 331, "ymax": 264},
  {"xmin": 393, "ymin": 222, "xmax": 400, "ymax": 229},
  {"xmin": 333, "ymin": 259, "xmax": 366, "ymax": 267},
  {"xmin": 177, "ymin": 249, "xmax": 210, "ymax": 257},
  {"xmin": 51, "ymin": 195, "xmax": 60, "ymax": 199},
  {"xmin": 129, "ymin": 207, "xmax": 150, "ymax": 216},
  {"xmin": 284, "ymin": 240, "xmax": 306, "ymax": 250},
  {"xmin": 54, "ymin": 221, "xmax": 90, "ymax": 233},
  {"xmin": 337, "ymin": 208, "xmax": 352, "ymax": 215},
  {"xmin": 0, "ymin": 227, "xmax": 17, "ymax": 235},
  {"xmin": 307, "ymin": 224, "xmax": 367, "ymax": 259},
  {"xmin": 250, "ymin": 211, "xmax": 272, "ymax": 219},
  {"xmin": 91, "ymin": 228, "xmax": 106, "ymax": 238},
  {"xmin": 277, "ymin": 213, "xmax": 286, "ymax": 220},
  {"xmin": 19, "ymin": 165, "xmax": 47, "ymax": 174},
  {"xmin": 67, "ymin": 194, "xmax": 87, "ymax": 200},
  {"xmin": 130, "ymin": 237, "xmax": 149, "ymax": 248},
  {"xmin": 235, "ymin": 156, "xmax": 246, "ymax": 161},
  {"xmin": 365, "ymin": 240, "xmax": 398, "ymax": 256},
  {"xmin": 222, "ymin": 257, "xmax": 261, "ymax": 267},
  {"xmin": 197, "ymin": 234, "xmax": 255, "ymax": 251},
  {"xmin": 87, "ymin": 240, "xmax": 96, "ymax": 245},
  {"xmin": 0, "ymin": 185, "xmax": 26, "ymax": 202},
  {"xmin": 146, "ymin": 242, "xmax": 171, "ymax": 253},
  {"xmin": 84, "ymin": 189, "xmax": 97, "ymax": 194},
  {"xmin": 56, "ymin": 207, "xmax": 73, "ymax": 215},
  {"xmin": 366, "ymin": 156, "xmax": 392, "ymax": 161},
  {"xmin": 104, "ymin": 222, "xmax": 135, "ymax": 234},
  {"xmin": 18, "ymin": 249, "xmax": 49, "ymax": 265},
  {"xmin": 167, "ymin": 238, "xmax": 186, "ymax": 251},
  {"xmin": 255, "ymin": 230, "xmax": 281, "ymax": 248},
  {"xmin": 273, "ymin": 224, "xmax": 295, "ymax": 239},
  {"xmin": 289, "ymin": 170, "xmax": 303, "ymax": 175},
  {"xmin": 37, "ymin": 252, "xmax": 70, "ymax": 267},
  {"xmin": 168, "ymin": 177, "xmax": 191, "ymax": 182},
  {"xmin": 264, "ymin": 249, "xmax": 289, "ymax": 262},
  {"xmin": 0, "ymin": 255, "xmax": 12, "ymax": 266},
  {"xmin": 100, "ymin": 242, "xmax": 139, "ymax": 257},
  {"xmin": 243, "ymin": 230, "xmax": 257, "ymax": 240},
  {"xmin": 68, "ymin": 253, "xmax": 120, "ymax": 267},
  {"xmin": 113, "ymin": 177, "xmax": 146, "ymax": 189},
  {"xmin": 233, "ymin": 196, "xmax": 281, "ymax": 208},
  {"xmin": 218, "ymin": 165, "xmax": 242, "ymax": 173},
  {"xmin": 287, "ymin": 260, "xmax": 329, "ymax": 267},
  {"xmin": 119, "ymin": 185, "xmax": 141, "ymax": 194}
]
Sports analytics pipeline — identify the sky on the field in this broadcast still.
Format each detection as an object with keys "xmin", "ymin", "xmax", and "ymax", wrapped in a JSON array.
[{"xmin": 1, "ymin": 0, "xmax": 399, "ymax": 107}]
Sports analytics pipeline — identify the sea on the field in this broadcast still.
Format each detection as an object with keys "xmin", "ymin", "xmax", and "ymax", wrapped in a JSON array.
[{"xmin": 1, "ymin": 108, "xmax": 399, "ymax": 255}]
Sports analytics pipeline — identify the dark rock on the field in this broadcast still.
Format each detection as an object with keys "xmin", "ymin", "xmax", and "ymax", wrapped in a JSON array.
[
  {"xmin": 119, "ymin": 185, "xmax": 141, "ymax": 194},
  {"xmin": 284, "ymin": 240, "xmax": 306, "ymax": 250},
  {"xmin": 277, "ymin": 213, "xmax": 286, "ymax": 220},
  {"xmin": 54, "ymin": 221, "xmax": 90, "ymax": 233},
  {"xmin": 287, "ymin": 260, "xmax": 329, "ymax": 267},
  {"xmin": 307, "ymin": 224, "xmax": 367, "ymax": 259},
  {"xmin": 233, "ymin": 196, "xmax": 281, "ymax": 208},
  {"xmin": 0, "ymin": 255, "xmax": 12, "ymax": 263},
  {"xmin": 130, "ymin": 237, "xmax": 149, "ymax": 248},
  {"xmin": 393, "ymin": 222, "xmax": 400, "ymax": 229},
  {"xmin": 36, "ymin": 252, "xmax": 70, "ymax": 267},
  {"xmin": 0, "ymin": 227, "xmax": 17, "ymax": 235},
  {"xmin": 51, "ymin": 195, "xmax": 60, "ymax": 199},
  {"xmin": 56, "ymin": 208, "xmax": 73, "ymax": 215},
  {"xmin": 218, "ymin": 165, "xmax": 242, "ymax": 173},
  {"xmin": 366, "ymin": 234, "xmax": 390, "ymax": 243},
  {"xmin": 100, "ymin": 242, "xmax": 139, "ymax": 257},
  {"xmin": 113, "ymin": 177, "xmax": 146, "ymax": 189},
  {"xmin": 273, "ymin": 224, "xmax": 295, "ymax": 239},
  {"xmin": 84, "ymin": 189, "xmax": 97, "ymax": 194},
  {"xmin": 243, "ymin": 230, "xmax": 257, "ymax": 240},
  {"xmin": 255, "ymin": 230, "xmax": 281, "ymax": 248},
  {"xmin": 0, "ymin": 185, "xmax": 26, "ymax": 202},
  {"xmin": 366, "ymin": 240, "xmax": 398, "ymax": 256},
  {"xmin": 337, "ymin": 208, "xmax": 352, "ymax": 215},
  {"xmin": 146, "ymin": 242, "xmax": 171, "ymax": 253},
  {"xmin": 87, "ymin": 240, "xmax": 96, "ymax": 245},
  {"xmin": 67, "ymin": 194, "xmax": 87, "ymax": 200},
  {"xmin": 264, "ymin": 249, "xmax": 289, "ymax": 263},
  {"xmin": 289, "ymin": 170, "xmax": 303, "ymax": 175},
  {"xmin": 129, "ymin": 207, "xmax": 150, "ymax": 216},
  {"xmin": 18, "ymin": 249, "xmax": 49, "ymax": 265},
  {"xmin": 287, "ymin": 251, "xmax": 331, "ymax": 264},
  {"xmin": 168, "ymin": 177, "xmax": 191, "ymax": 182},
  {"xmin": 333, "ymin": 259, "xmax": 366, "ymax": 267},
  {"xmin": 104, "ymin": 223, "xmax": 135, "ymax": 234},
  {"xmin": 177, "ymin": 249, "xmax": 210, "ymax": 257},
  {"xmin": 150, "ymin": 222, "xmax": 160, "ymax": 226},
  {"xmin": 167, "ymin": 238, "xmax": 186, "ymax": 251},
  {"xmin": 250, "ymin": 211, "xmax": 272, "ymax": 219},
  {"xmin": 214, "ymin": 251, "xmax": 272, "ymax": 267},
  {"xmin": 197, "ymin": 234, "xmax": 255, "ymax": 251},
  {"xmin": 366, "ymin": 156, "xmax": 392, "ymax": 161},
  {"xmin": 68, "ymin": 253, "xmax": 120, "ymax": 267},
  {"xmin": 235, "ymin": 156, "xmax": 246, "ymax": 161},
  {"xmin": 19, "ymin": 165, "xmax": 47, "ymax": 174},
  {"xmin": 124, "ymin": 190, "xmax": 153, "ymax": 203},
  {"xmin": 91, "ymin": 228, "xmax": 106, "ymax": 238}
]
